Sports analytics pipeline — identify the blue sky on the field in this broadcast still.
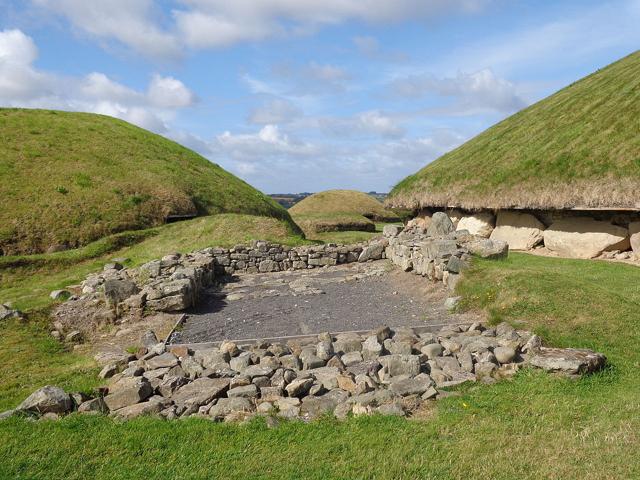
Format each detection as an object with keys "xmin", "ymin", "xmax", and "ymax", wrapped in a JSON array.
[{"xmin": 1, "ymin": 0, "xmax": 639, "ymax": 193}]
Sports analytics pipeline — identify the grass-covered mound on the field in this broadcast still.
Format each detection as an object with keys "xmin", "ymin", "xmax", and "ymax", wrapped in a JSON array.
[
  {"xmin": 0, "ymin": 109, "xmax": 299, "ymax": 255},
  {"xmin": 290, "ymin": 189, "xmax": 400, "ymax": 235},
  {"xmin": 388, "ymin": 50, "xmax": 640, "ymax": 211},
  {"xmin": 1, "ymin": 253, "xmax": 640, "ymax": 478}
]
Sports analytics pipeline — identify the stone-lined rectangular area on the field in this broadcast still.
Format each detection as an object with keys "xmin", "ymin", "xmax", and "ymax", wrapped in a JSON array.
[{"xmin": 168, "ymin": 261, "xmax": 477, "ymax": 345}]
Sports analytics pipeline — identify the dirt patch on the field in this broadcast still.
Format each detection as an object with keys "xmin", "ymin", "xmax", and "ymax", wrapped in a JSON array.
[{"xmin": 168, "ymin": 260, "xmax": 481, "ymax": 345}]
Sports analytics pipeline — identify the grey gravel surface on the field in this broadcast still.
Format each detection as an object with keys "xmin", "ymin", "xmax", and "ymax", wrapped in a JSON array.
[{"xmin": 169, "ymin": 261, "xmax": 476, "ymax": 344}]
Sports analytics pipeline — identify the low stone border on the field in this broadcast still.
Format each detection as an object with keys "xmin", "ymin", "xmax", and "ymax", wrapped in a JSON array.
[{"xmin": 1, "ymin": 322, "xmax": 606, "ymax": 422}]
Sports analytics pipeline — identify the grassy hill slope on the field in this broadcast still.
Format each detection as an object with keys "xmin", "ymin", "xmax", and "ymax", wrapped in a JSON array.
[
  {"xmin": 290, "ymin": 189, "xmax": 400, "ymax": 235},
  {"xmin": 388, "ymin": 50, "xmax": 640, "ymax": 210},
  {"xmin": 0, "ymin": 109, "xmax": 298, "ymax": 255}
]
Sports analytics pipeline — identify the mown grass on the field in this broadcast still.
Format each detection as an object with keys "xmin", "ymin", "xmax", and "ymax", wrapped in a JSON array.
[
  {"xmin": 388, "ymin": 50, "xmax": 640, "ymax": 210},
  {"xmin": 1, "ymin": 253, "xmax": 639, "ymax": 479},
  {"xmin": 0, "ymin": 108, "xmax": 298, "ymax": 255},
  {"xmin": 0, "ymin": 214, "xmax": 307, "ymax": 311},
  {"xmin": 307, "ymin": 222, "xmax": 399, "ymax": 244}
]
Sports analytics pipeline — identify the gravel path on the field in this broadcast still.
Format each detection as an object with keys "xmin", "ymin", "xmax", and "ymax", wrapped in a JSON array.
[{"xmin": 169, "ymin": 261, "xmax": 477, "ymax": 344}]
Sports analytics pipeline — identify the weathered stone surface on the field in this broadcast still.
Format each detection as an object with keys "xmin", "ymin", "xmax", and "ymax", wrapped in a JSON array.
[
  {"xmin": 427, "ymin": 212, "xmax": 454, "ymax": 236},
  {"xmin": 78, "ymin": 397, "xmax": 108, "ymax": 414},
  {"xmin": 421, "ymin": 343, "xmax": 443, "ymax": 359},
  {"xmin": 285, "ymin": 378, "xmax": 314, "ymax": 397},
  {"xmin": 194, "ymin": 349, "xmax": 230, "ymax": 369},
  {"xmin": 383, "ymin": 225, "xmax": 401, "ymax": 238},
  {"xmin": 457, "ymin": 213, "xmax": 495, "ymax": 238},
  {"xmin": 104, "ymin": 377, "xmax": 153, "ymax": 411},
  {"xmin": 493, "ymin": 346, "xmax": 516, "ymax": 364},
  {"xmin": 379, "ymin": 355, "xmax": 421, "ymax": 378},
  {"xmin": 342, "ymin": 351, "xmax": 364, "ymax": 367},
  {"xmin": 170, "ymin": 377, "xmax": 230, "ymax": 408},
  {"xmin": 300, "ymin": 389, "xmax": 349, "ymax": 419},
  {"xmin": 111, "ymin": 396, "xmax": 165, "ymax": 419},
  {"xmin": 0, "ymin": 304, "xmax": 22, "ymax": 321},
  {"xmin": 490, "ymin": 211, "xmax": 545, "ymax": 250},
  {"xmin": 145, "ymin": 352, "xmax": 178, "ymax": 370},
  {"xmin": 104, "ymin": 279, "xmax": 139, "ymax": 306},
  {"xmin": 528, "ymin": 347, "xmax": 606, "ymax": 375},
  {"xmin": 388, "ymin": 374, "xmax": 433, "ymax": 396},
  {"xmin": 358, "ymin": 241, "xmax": 386, "ymax": 262},
  {"xmin": 334, "ymin": 333, "xmax": 363, "ymax": 354},
  {"xmin": 465, "ymin": 238, "xmax": 509, "ymax": 259},
  {"xmin": 209, "ymin": 398, "xmax": 253, "ymax": 419},
  {"xmin": 17, "ymin": 386, "xmax": 73, "ymax": 414},
  {"xmin": 544, "ymin": 218, "xmax": 630, "ymax": 259},
  {"xmin": 228, "ymin": 384, "xmax": 258, "ymax": 398}
]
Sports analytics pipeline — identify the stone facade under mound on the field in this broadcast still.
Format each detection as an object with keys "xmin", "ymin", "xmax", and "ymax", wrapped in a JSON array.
[{"xmin": 408, "ymin": 208, "xmax": 640, "ymax": 260}]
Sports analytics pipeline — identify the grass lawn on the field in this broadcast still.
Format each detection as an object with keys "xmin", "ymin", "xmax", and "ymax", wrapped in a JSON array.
[
  {"xmin": 306, "ymin": 222, "xmax": 399, "ymax": 244},
  {"xmin": 1, "ymin": 253, "xmax": 639, "ymax": 478}
]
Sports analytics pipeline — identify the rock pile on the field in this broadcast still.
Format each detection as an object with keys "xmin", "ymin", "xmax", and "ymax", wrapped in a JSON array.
[
  {"xmin": 384, "ymin": 214, "xmax": 508, "ymax": 291},
  {"xmin": 1, "ymin": 323, "xmax": 606, "ymax": 422}
]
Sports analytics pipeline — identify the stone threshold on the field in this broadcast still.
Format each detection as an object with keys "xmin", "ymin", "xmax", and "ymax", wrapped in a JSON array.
[{"xmin": 166, "ymin": 322, "xmax": 469, "ymax": 350}]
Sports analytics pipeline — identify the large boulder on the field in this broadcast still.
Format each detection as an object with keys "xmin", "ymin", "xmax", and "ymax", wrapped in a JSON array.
[
  {"xmin": 490, "ymin": 211, "xmax": 545, "ymax": 250},
  {"xmin": 456, "ymin": 212, "xmax": 495, "ymax": 238},
  {"xmin": 426, "ymin": 212, "xmax": 454, "ymax": 237},
  {"xmin": 464, "ymin": 238, "xmax": 509, "ymax": 259},
  {"xmin": 629, "ymin": 221, "xmax": 640, "ymax": 255},
  {"xmin": 17, "ymin": 386, "xmax": 73, "ymax": 415},
  {"xmin": 358, "ymin": 240, "xmax": 387, "ymax": 262},
  {"xmin": 104, "ymin": 377, "xmax": 153, "ymax": 411},
  {"xmin": 543, "ymin": 218, "xmax": 630, "ymax": 259},
  {"xmin": 104, "ymin": 279, "xmax": 139, "ymax": 306}
]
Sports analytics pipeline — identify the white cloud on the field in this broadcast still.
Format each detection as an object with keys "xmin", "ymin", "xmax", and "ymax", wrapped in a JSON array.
[
  {"xmin": 31, "ymin": 0, "xmax": 491, "ymax": 57},
  {"xmin": 248, "ymin": 98, "xmax": 301, "ymax": 124},
  {"xmin": 214, "ymin": 124, "xmax": 318, "ymax": 159},
  {"xmin": 32, "ymin": 0, "xmax": 181, "ymax": 60},
  {"xmin": 147, "ymin": 74, "xmax": 195, "ymax": 108},
  {"xmin": 391, "ymin": 69, "xmax": 527, "ymax": 114},
  {"xmin": 320, "ymin": 110, "xmax": 404, "ymax": 138},
  {"xmin": 0, "ymin": 29, "xmax": 194, "ymax": 133}
]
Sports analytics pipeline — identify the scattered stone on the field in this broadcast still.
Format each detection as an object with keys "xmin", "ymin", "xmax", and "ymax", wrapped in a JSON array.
[
  {"xmin": 50, "ymin": 290, "xmax": 70, "ymax": 301},
  {"xmin": 99, "ymin": 363, "xmax": 120, "ymax": 379},
  {"xmin": 104, "ymin": 377, "xmax": 153, "ymax": 411},
  {"xmin": 493, "ymin": 346, "xmax": 516, "ymax": 364},
  {"xmin": 17, "ymin": 386, "xmax": 73, "ymax": 415},
  {"xmin": 528, "ymin": 347, "xmax": 606, "ymax": 375},
  {"xmin": 65, "ymin": 330, "xmax": 82, "ymax": 343}
]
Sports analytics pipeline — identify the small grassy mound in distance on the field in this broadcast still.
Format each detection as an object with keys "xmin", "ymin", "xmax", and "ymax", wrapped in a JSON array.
[
  {"xmin": 290, "ymin": 190, "xmax": 400, "ymax": 235},
  {"xmin": 0, "ymin": 214, "xmax": 307, "ymax": 311},
  {"xmin": 0, "ymin": 108, "xmax": 299, "ymax": 255},
  {"xmin": 388, "ymin": 50, "xmax": 640, "ymax": 210}
]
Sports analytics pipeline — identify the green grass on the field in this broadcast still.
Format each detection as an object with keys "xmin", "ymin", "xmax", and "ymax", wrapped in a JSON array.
[
  {"xmin": 290, "ymin": 190, "xmax": 401, "ymax": 235},
  {"xmin": 388, "ymin": 50, "xmax": 640, "ymax": 210},
  {"xmin": 0, "ymin": 214, "xmax": 307, "ymax": 311},
  {"xmin": 1, "ymin": 253, "xmax": 639, "ymax": 478},
  {"xmin": 0, "ymin": 108, "xmax": 299, "ymax": 255}
]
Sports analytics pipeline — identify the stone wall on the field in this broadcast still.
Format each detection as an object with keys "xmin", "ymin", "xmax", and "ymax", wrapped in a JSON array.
[
  {"xmin": 60, "ymin": 240, "xmax": 387, "ymax": 326},
  {"xmin": 408, "ymin": 208, "xmax": 640, "ymax": 260},
  {"xmin": 382, "ymin": 214, "xmax": 508, "ymax": 291}
]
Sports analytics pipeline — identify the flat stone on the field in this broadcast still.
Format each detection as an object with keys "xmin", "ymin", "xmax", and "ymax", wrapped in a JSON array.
[
  {"xmin": 104, "ymin": 377, "xmax": 153, "ymax": 411},
  {"xmin": 227, "ymin": 384, "xmax": 258, "ymax": 398},
  {"xmin": 388, "ymin": 373, "xmax": 434, "ymax": 396},
  {"xmin": 145, "ymin": 352, "xmax": 178, "ymax": 370},
  {"xmin": 111, "ymin": 397, "xmax": 165, "ymax": 419},
  {"xmin": 171, "ymin": 377, "xmax": 230, "ymax": 408},
  {"xmin": 341, "ymin": 351, "xmax": 364, "ymax": 367},
  {"xmin": 528, "ymin": 347, "xmax": 606, "ymax": 375},
  {"xmin": 242, "ymin": 365, "xmax": 275, "ymax": 379}
]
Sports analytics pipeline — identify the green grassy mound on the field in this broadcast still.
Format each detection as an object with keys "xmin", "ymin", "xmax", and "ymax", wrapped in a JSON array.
[
  {"xmin": 1, "ymin": 253, "xmax": 639, "ymax": 478},
  {"xmin": 388, "ymin": 50, "xmax": 640, "ymax": 210},
  {"xmin": 0, "ymin": 109, "xmax": 299, "ymax": 255},
  {"xmin": 290, "ymin": 190, "xmax": 400, "ymax": 235},
  {"xmin": 0, "ymin": 214, "xmax": 307, "ymax": 311}
]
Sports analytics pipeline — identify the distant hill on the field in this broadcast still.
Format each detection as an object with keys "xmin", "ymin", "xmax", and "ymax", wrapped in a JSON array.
[
  {"xmin": 387, "ymin": 50, "xmax": 640, "ymax": 211},
  {"xmin": 289, "ymin": 189, "xmax": 400, "ymax": 235},
  {"xmin": 0, "ymin": 108, "xmax": 300, "ymax": 255}
]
